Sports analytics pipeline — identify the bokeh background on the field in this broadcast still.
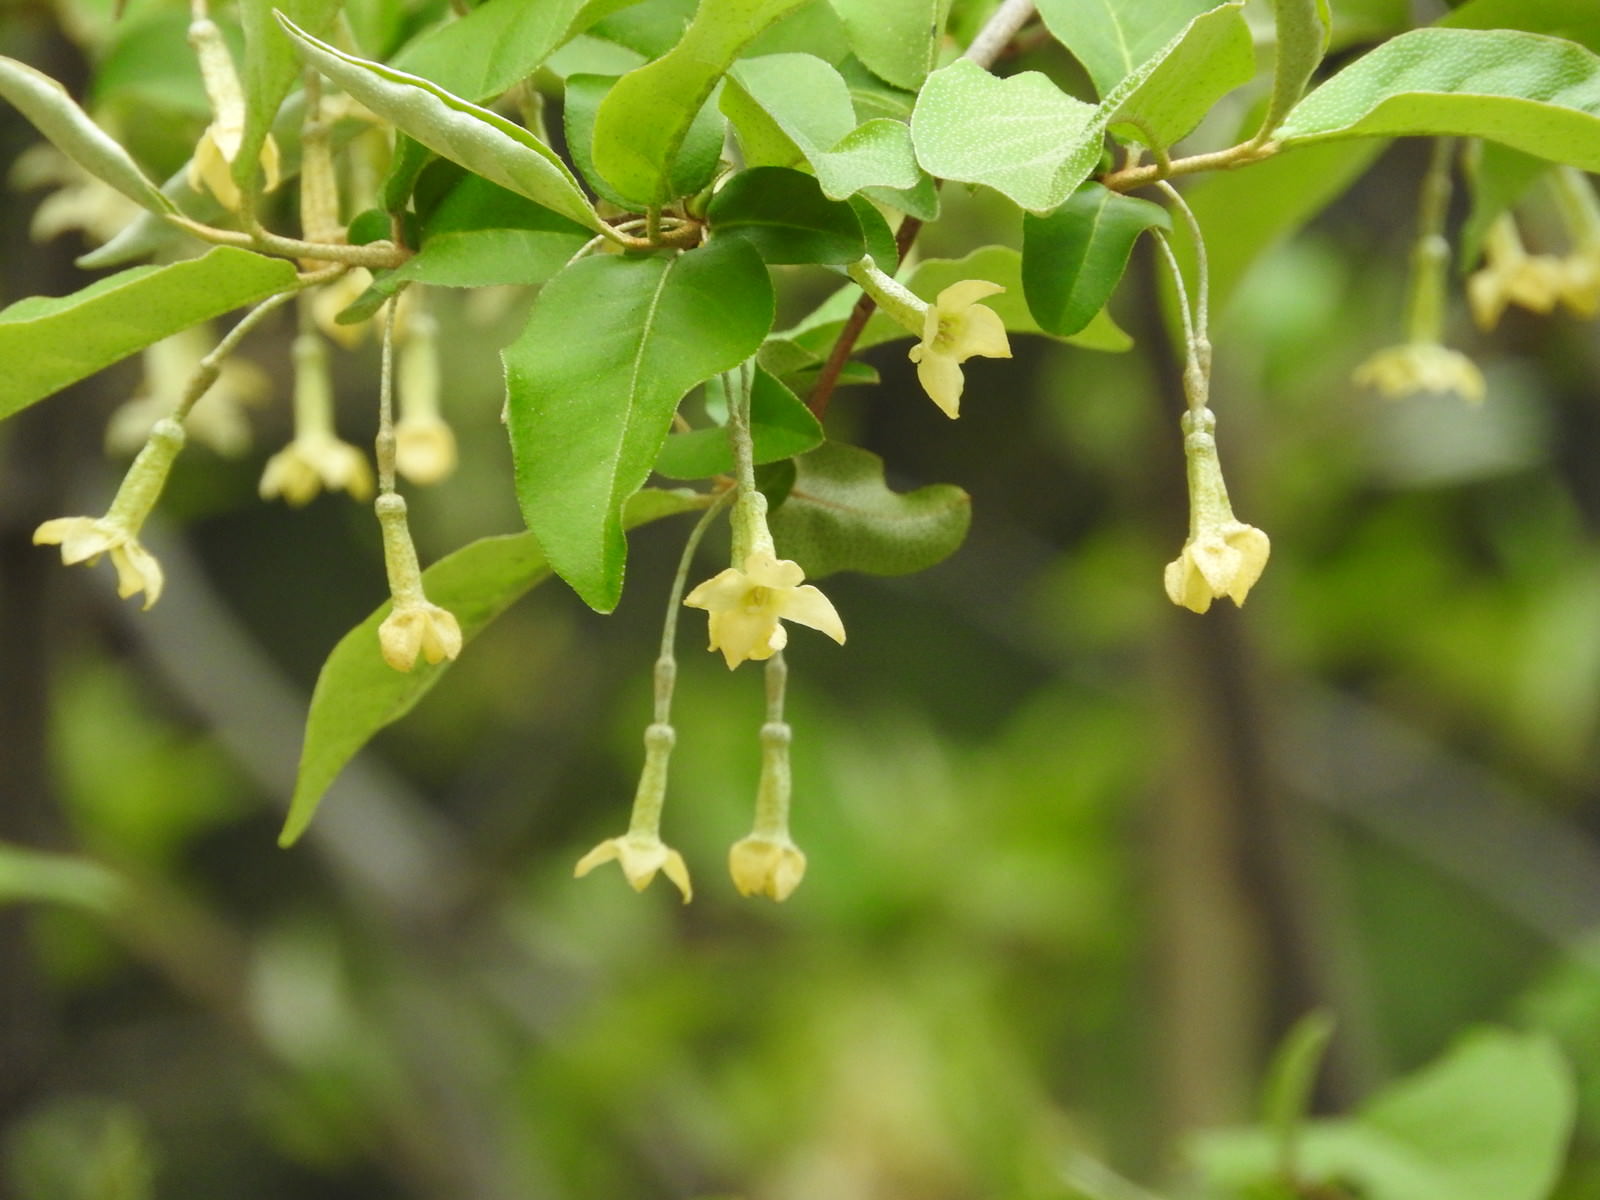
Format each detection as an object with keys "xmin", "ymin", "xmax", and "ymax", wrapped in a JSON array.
[{"xmin": 4, "ymin": 1, "xmax": 1600, "ymax": 1197}]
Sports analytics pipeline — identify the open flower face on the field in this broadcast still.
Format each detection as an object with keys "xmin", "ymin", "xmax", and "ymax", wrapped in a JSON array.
[
  {"xmin": 378, "ymin": 599, "xmax": 463, "ymax": 672},
  {"xmin": 34, "ymin": 516, "xmax": 164, "ymax": 609},
  {"xmin": 1164, "ymin": 520, "xmax": 1271, "ymax": 614},
  {"xmin": 259, "ymin": 433, "xmax": 374, "ymax": 506},
  {"xmin": 683, "ymin": 550, "xmax": 845, "ymax": 669},
  {"xmin": 575, "ymin": 832, "xmax": 692, "ymax": 902},
  {"xmin": 729, "ymin": 833, "xmax": 806, "ymax": 902},
  {"xmin": 1353, "ymin": 343, "xmax": 1485, "ymax": 404},
  {"xmin": 906, "ymin": 280, "xmax": 1012, "ymax": 418}
]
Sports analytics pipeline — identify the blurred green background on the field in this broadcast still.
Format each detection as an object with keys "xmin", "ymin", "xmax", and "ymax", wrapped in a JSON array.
[{"xmin": 5, "ymin": 2, "xmax": 1600, "ymax": 1197}]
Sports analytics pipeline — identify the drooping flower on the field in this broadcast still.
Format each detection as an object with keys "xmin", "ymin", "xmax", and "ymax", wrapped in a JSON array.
[
  {"xmin": 728, "ymin": 832, "xmax": 806, "ymax": 902},
  {"xmin": 187, "ymin": 18, "xmax": 280, "ymax": 210},
  {"xmin": 906, "ymin": 280, "xmax": 1012, "ymax": 418},
  {"xmin": 1467, "ymin": 214, "xmax": 1565, "ymax": 330},
  {"xmin": 259, "ymin": 432, "xmax": 374, "ymax": 505},
  {"xmin": 1352, "ymin": 342, "xmax": 1485, "ymax": 404},
  {"xmin": 684, "ymin": 550, "xmax": 845, "ymax": 669},
  {"xmin": 394, "ymin": 309, "xmax": 456, "ymax": 485},
  {"xmin": 1164, "ymin": 407, "xmax": 1271, "ymax": 615},
  {"xmin": 106, "ymin": 326, "xmax": 266, "ymax": 458},
  {"xmin": 575, "ymin": 832, "xmax": 693, "ymax": 902},
  {"xmin": 1558, "ymin": 245, "xmax": 1600, "ymax": 318},
  {"xmin": 378, "ymin": 598, "xmax": 463, "ymax": 672}
]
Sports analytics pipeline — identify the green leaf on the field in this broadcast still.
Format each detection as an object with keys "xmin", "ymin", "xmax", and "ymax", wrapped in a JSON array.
[
  {"xmin": 236, "ymin": 0, "xmax": 342, "ymax": 194},
  {"xmin": 1441, "ymin": 0, "xmax": 1600, "ymax": 55},
  {"xmin": 0, "ymin": 247, "xmax": 298, "ymax": 420},
  {"xmin": 390, "ymin": 0, "xmax": 587, "ymax": 99},
  {"xmin": 910, "ymin": 59, "xmax": 1102, "ymax": 213},
  {"xmin": 1460, "ymin": 142, "xmax": 1552, "ymax": 270},
  {"xmin": 1191, "ymin": 1029, "xmax": 1576, "ymax": 1200},
  {"xmin": 280, "ymin": 490, "xmax": 707, "ymax": 847},
  {"xmin": 1275, "ymin": 29, "xmax": 1600, "ymax": 171},
  {"xmin": 1109, "ymin": 1, "xmax": 1254, "ymax": 151},
  {"xmin": 1023, "ymin": 183, "xmax": 1171, "ymax": 337},
  {"xmin": 0, "ymin": 56, "xmax": 174, "ymax": 215},
  {"xmin": 1255, "ymin": 0, "xmax": 1331, "ymax": 143},
  {"xmin": 708, "ymin": 166, "xmax": 865, "ymax": 264},
  {"xmin": 826, "ymin": 0, "xmax": 948, "ymax": 90},
  {"xmin": 505, "ymin": 237, "xmax": 775, "ymax": 612},
  {"xmin": 1035, "ymin": 0, "xmax": 1217, "ymax": 96},
  {"xmin": 275, "ymin": 12, "xmax": 604, "ymax": 232},
  {"xmin": 0, "ymin": 842, "xmax": 122, "ymax": 913},
  {"xmin": 1261, "ymin": 1011, "xmax": 1336, "ymax": 1176},
  {"xmin": 592, "ymin": 0, "xmax": 809, "ymax": 206},
  {"xmin": 655, "ymin": 366, "xmax": 823, "ymax": 478},
  {"xmin": 813, "ymin": 118, "xmax": 926, "ymax": 207},
  {"xmin": 566, "ymin": 73, "xmax": 726, "ymax": 208},
  {"xmin": 768, "ymin": 442, "xmax": 971, "ymax": 578}
]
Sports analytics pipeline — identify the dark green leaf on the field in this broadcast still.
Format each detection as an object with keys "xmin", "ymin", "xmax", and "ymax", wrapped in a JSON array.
[
  {"xmin": 1023, "ymin": 183, "xmax": 1171, "ymax": 337},
  {"xmin": 566, "ymin": 73, "xmax": 727, "ymax": 208},
  {"xmin": 655, "ymin": 366, "xmax": 823, "ymax": 478},
  {"xmin": 708, "ymin": 166, "xmax": 865, "ymax": 264}
]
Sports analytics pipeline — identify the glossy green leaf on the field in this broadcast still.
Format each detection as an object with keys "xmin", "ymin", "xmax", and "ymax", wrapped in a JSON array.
[
  {"xmin": 592, "ymin": 0, "xmax": 808, "ymax": 206},
  {"xmin": 1035, "ymin": 0, "xmax": 1216, "ymax": 96},
  {"xmin": 1023, "ymin": 184, "xmax": 1171, "ymax": 337},
  {"xmin": 0, "ymin": 842, "xmax": 122, "ymax": 912},
  {"xmin": 566, "ymin": 73, "xmax": 726, "ymax": 208},
  {"xmin": 276, "ymin": 13, "xmax": 604, "ymax": 232},
  {"xmin": 504, "ymin": 237, "xmax": 774, "ymax": 612},
  {"xmin": 1256, "ymin": 0, "xmax": 1331, "ymax": 142},
  {"xmin": 655, "ymin": 366, "xmax": 823, "ymax": 478},
  {"xmin": 0, "ymin": 247, "xmax": 297, "ymax": 419},
  {"xmin": 280, "ymin": 489, "xmax": 708, "ymax": 847},
  {"xmin": 910, "ymin": 59, "xmax": 1102, "ymax": 213},
  {"xmin": 0, "ymin": 56, "xmax": 173, "ymax": 215},
  {"xmin": 826, "ymin": 0, "xmax": 947, "ymax": 90},
  {"xmin": 708, "ymin": 166, "xmax": 865, "ymax": 264},
  {"xmin": 1108, "ymin": 1, "xmax": 1254, "ymax": 151},
  {"xmin": 390, "ymin": 0, "xmax": 586, "ymax": 99},
  {"xmin": 768, "ymin": 442, "xmax": 971, "ymax": 578},
  {"xmin": 1275, "ymin": 29, "xmax": 1600, "ymax": 171},
  {"xmin": 236, "ymin": 0, "xmax": 342, "ymax": 193}
]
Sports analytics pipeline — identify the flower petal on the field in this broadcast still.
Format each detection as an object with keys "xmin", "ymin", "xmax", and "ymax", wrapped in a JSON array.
[
  {"xmin": 659, "ymin": 847, "xmax": 694, "ymax": 903},
  {"xmin": 913, "ymin": 350, "xmax": 964, "ymax": 419},
  {"xmin": 953, "ymin": 303, "xmax": 1011, "ymax": 361},
  {"xmin": 684, "ymin": 566, "xmax": 749, "ymax": 613},
  {"xmin": 936, "ymin": 279, "xmax": 1005, "ymax": 311},
  {"xmin": 1164, "ymin": 553, "xmax": 1214, "ymax": 613},
  {"xmin": 708, "ymin": 607, "xmax": 781, "ymax": 669},
  {"xmin": 777, "ymin": 584, "xmax": 846, "ymax": 645},
  {"xmin": 573, "ymin": 839, "xmax": 621, "ymax": 877},
  {"xmin": 111, "ymin": 539, "xmax": 164, "ymax": 608},
  {"xmin": 744, "ymin": 551, "xmax": 804, "ymax": 589}
]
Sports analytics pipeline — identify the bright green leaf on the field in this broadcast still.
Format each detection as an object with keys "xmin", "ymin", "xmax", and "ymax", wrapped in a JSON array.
[
  {"xmin": 655, "ymin": 366, "xmax": 823, "ymax": 478},
  {"xmin": 280, "ymin": 489, "xmax": 707, "ymax": 847},
  {"xmin": 1441, "ymin": 0, "xmax": 1600, "ymax": 55},
  {"xmin": 768, "ymin": 442, "xmax": 971, "ymax": 578},
  {"xmin": 1275, "ymin": 29, "xmax": 1600, "ymax": 171},
  {"xmin": 390, "ymin": 0, "xmax": 586, "ymax": 99},
  {"xmin": 1109, "ymin": 1, "xmax": 1254, "ymax": 151},
  {"xmin": 1262, "ymin": 1011, "xmax": 1337, "ymax": 1177},
  {"xmin": 708, "ymin": 165, "xmax": 866, "ymax": 264},
  {"xmin": 1035, "ymin": 0, "xmax": 1216, "ymax": 96},
  {"xmin": 0, "ymin": 56, "xmax": 174, "ymax": 215},
  {"xmin": 236, "ymin": 0, "xmax": 342, "ymax": 194},
  {"xmin": 0, "ymin": 842, "xmax": 122, "ymax": 913},
  {"xmin": 566, "ymin": 73, "xmax": 727, "ymax": 207},
  {"xmin": 1023, "ymin": 183, "xmax": 1171, "ymax": 337},
  {"xmin": 504, "ymin": 237, "xmax": 775, "ymax": 612},
  {"xmin": 276, "ymin": 13, "xmax": 604, "ymax": 232},
  {"xmin": 592, "ymin": 0, "xmax": 808, "ymax": 206},
  {"xmin": 1255, "ymin": 0, "xmax": 1332, "ymax": 143},
  {"xmin": 826, "ymin": 0, "xmax": 948, "ymax": 90},
  {"xmin": 0, "ymin": 247, "xmax": 297, "ymax": 420}
]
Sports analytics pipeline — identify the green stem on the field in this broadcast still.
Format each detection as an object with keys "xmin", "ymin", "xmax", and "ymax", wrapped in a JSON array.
[{"xmin": 1404, "ymin": 139, "xmax": 1455, "ymax": 344}]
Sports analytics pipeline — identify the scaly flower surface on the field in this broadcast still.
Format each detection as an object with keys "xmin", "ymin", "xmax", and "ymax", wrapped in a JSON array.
[
  {"xmin": 906, "ymin": 280, "xmax": 1011, "ymax": 418},
  {"xmin": 684, "ymin": 550, "xmax": 844, "ymax": 669},
  {"xmin": 33, "ymin": 517, "xmax": 164, "ymax": 609},
  {"xmin": 1164, "ymin": 520, "xmax": 1271, "ymax": 614},
  {"xmin": 575, "ymin": 832, "xmax": 693, "ymax": 902},
  {"xmin": 259, "ymin": 432, "xmax": 374, "ymax": 505},
  {"xmin": 1353, "ymin": 343, "xmax": 1485, "ymax": 404},
  {"xmin": 378, "ymin": 599, "xmax": 463, "ymax": 672},
  {"xmin": 728, "ymin": 833, "xmax": 806, "ymax": 902}
]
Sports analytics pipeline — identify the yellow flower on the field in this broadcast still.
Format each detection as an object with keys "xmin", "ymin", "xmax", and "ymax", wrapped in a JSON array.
[
  {"xmin": 259, "ymin": 433, "xmax": 374, "ymax": 506},
  {"xmin": 34, "ymin": 517, "xmax": 164, "ymax": 609},
  {"xmin": 1353, "ymin": 343, "xmax": 1485, "ymax": 404},
  {"xmin": 377, "ymin": 599, "xmax": 463, "ymax": 672},
  {"xmin": 684, "ymin": 550, "xmax": 845, "ymax": 669},
  {"xmin": 186, "ymin": 17, "xmax": 279, "ymax": 211},
  {"xmin": 1559, "ymin": 245, "xmax": 1600, "ymax": 318},
  {"xmin": 1467, "ymin": 215, "xmax": 1565, "ymax": 329},
  {"xmin": 105, "ymin": 327, "xmax": 266, "ymax": 458},
  {"xmin": 310, "ymin": 270, "xmax": 376, "ymax": 350},
  {"xmin": 575, "ymin": 832, "xmax": 692, "ymax": 902},
  {"xmin": 394, "ymin": 415, "xmax": 458, "ymax": 485},
  {"xmin": 729, "ymin": 833, "xmax": 806, "ymax": 902},
  {"xmin": 906, "ymin": 280, "xmax": 1012, "ymax": 418},
  {"xmin": 1164, "ymin": 521, "xmax": 1271, "ymax": 614}
]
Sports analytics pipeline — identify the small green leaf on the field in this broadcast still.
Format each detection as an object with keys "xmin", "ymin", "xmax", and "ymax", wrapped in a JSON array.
[
  {"xmin": 1275, "ymin": 28, "xmax": 1600, "ymax": 171},
  {"xmin": 707, "ymin": 166, "xmax": 865, "ymax": 264},
  {"xmin": 280, "ymin": 490, "xmax": 707, "ymax": 847},
  {"xmin": 1441, "ymin": 0, "xmax": 1600, "ymax": 55},
  {"xmin": 504, "ymin": 236, "xmax": 775, "ymax": 612},
  {"xmin": 1023, "ymin": 183, "xmax": 1171, "ymax": 337},
  {"xmin": 237, "ymin": 0, "xmax": 342, "ymax": 194},
  {"xmin": 593, "ymin": 0, "xmax": 808, "ymax": 206},
  {"xmin": 827, "ymin": 0, "xmax": 948, "ymax": 90},
  {"xmin": 1109, "ymin": 1, "xmax": 1254, "ymax": 151},
  {"xmin": 0, "ymin": 842, "xmax": 122, "ymax": 913},
  {"xmin": 0, "ymin": 247, "xmax": 297, "ymax": 420},
  {"xmin": 1255, "ymin": 0, "xmax": 1332, "ymax": 143},
  {"xmin": 655, "ymin": 366, "xmax": 823, "ymax": 478},
  {"xmin": 768, "ymin": 442, "xmax": 971, "ymax": 578},
  {"xmin": 910, "ymin": 59, "xmax": 1102, "ymax": 213},
  {"xmin": 390, "ymin": 0, "xmax": 587, "ymax": 100},
  {"xmin": 275, "ymin": 12, "xmax": 605, "ymax": 231},
  {"xmin": 1261, "ymin": 1011, "xmax": 1336, "ymax": 1176},
  {"xmin": 566, "ymin": 73, "xmax": 726, "ymax": 208},
  {"xmin": 1035, "ymin": 0, "xmax": 1216, "ymax": 96},
  {"xmin": 0, "ymin": 56, "xmax": 173, "ymax": 215}
]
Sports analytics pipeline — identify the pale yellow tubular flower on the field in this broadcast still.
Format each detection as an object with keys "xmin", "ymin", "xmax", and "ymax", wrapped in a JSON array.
[
  {"xmin": 728, "ymin": 832, "xmax": 806, "ymax": 902},
  {"xmin": 106, "ymin": 327, "xmax": 266, "ymax": 458},
  {"xmin": 311, "ymin": 270, "xmax": 377, "ymax": 349},
  {"xmin": 575, "ymin": 833, "xmax": 693, "ymax": 902},
  {"xmin": 683, "ymin": 550, "xmax": 845, "ymax": 669},
  {"xmin": 186, "ymin": 18, "xmax": 279, "ymax": 210},
  {"xmin": 1352, "ymin": 342, "xmax": 1485, "ymax": 404},
  {"xmin": 1163, "ymin": 407, "xmax": 1270, "ymax": 615},
  {"xmin": 394, "ymin": 309, "xmax": 457, "ymax": 485},
  {"xmin": 377, "ymin": 599, "xmax": 463, "ymax": 672},
  {"xmin": 1467, "ymin": 214, "xmax": 1565, "ymax": 330},
  {"xmin": 13, "ymin": 144, "xmax": 140, "ymax": 246},
  {"xmin": 260, "ymin": 331, "xmax": 374, "ymax": 505},
  {"xmin": 906, "ymin": 280, "xmax": 1012, "ymax": 418}
]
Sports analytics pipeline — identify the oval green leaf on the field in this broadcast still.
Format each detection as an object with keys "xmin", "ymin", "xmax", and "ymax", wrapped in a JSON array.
[
  {"xmin": 1023, "ymin": 183, "xmax": 1171, "ymax": 337},
  {"xmin": 707, "ymin": 165, "xmax": 865, "ymax": 264}
]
